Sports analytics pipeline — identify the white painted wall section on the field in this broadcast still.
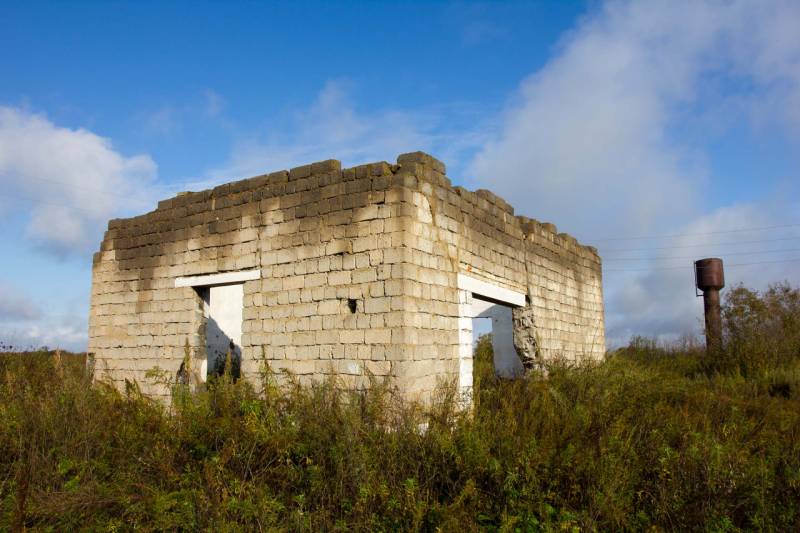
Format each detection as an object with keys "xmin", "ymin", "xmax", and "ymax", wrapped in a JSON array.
[
  {"xmin": 204, "ymin": 283, "xmax": 244, "ymax": 380},
  {"xmin": 457, "ymin": 276, "xmax": 527, "ymax": 393},
  {"xmin": 175, "ymin": 269, "xmax": 260, "ymax": 288},
  {"xmin": 457, "ymin": 289, "xmax": 474, "ymax": 398},
  {"xmin": 473, "ymin": 299, "xmax": 525, "ymax": 379},
  {"xmin": 456, "ymin": 274, "xmax": 526, "ymax": 306}
]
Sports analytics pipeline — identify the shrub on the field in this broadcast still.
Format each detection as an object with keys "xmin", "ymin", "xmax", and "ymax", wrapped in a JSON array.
[
  {"xmin": 2, "ymin": 281, "xmax": 800, "ymax": 531},
  {"xmin": 1, "ymin": 347, "xmax": 798, "ymax": 531},
  {"xmin": 714, "ymin": 282, "xmax": 800, "ymax": 377}
]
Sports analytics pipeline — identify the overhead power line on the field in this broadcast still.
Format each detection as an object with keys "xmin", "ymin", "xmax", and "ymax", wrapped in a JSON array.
[
  {"xmin": 590, "ymin": 223, "xmax": 800, "ymax": 242},
  {"xmin": 602, "ymin": 236, "xmax": 800, "ymax": 253},
  {"xmin": 604, "ymin": 247, "xmax": 800, "ymax": 262},
  {"xmin": 604, "ymin": 257, "xmax": 800, "ymax": 272}
]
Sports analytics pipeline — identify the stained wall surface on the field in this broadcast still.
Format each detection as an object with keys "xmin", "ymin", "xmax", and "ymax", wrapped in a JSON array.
[
  {"xmin": 88, "ymin": 152, "xmax": 604, "ymax": 400},
  {"xmin": 387, "ymin": 152, "xmax": 604, "ymax": 398}
]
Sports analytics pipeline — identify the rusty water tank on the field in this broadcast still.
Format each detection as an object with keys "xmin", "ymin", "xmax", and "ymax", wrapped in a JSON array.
[
  {"xmin": 695, "ymin": 257, "xmax": 725, "ymax": 354},
  {"xmin": 695, "ymin": 258, "xmax": 724, "ymax": 291}
]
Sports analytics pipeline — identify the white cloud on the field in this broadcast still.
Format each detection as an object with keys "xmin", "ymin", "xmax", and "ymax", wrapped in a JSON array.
[
  {"xmin": 136, "ymin": 90, "xmax": 229, "ymax": 139},
  {"xmin": 6, "ymin": 1, "xmax": 798, "ymax": 351},
  {"xmin": 208, "ymin": 79, "xmax": 491, "ymax": 182},
  {"xmin": 0, "ymin": 288, "xmax": 88, "ymax": 351},
  {"xmin": 0, "ymin": 281, "xmax": 40, "ymax": 321},
  {"xmin": 470, "ymin": 0, "xmax": 800, "ymax": 232},
  {"xmin": 203, "ymin": 89, "xmax": 225, "ymax": 118},
  {"xmin": 604, "ymin": 201, "xmax": 800, "ymax": 347},
  {"xmin": 0, "ymin": 106, "xmax": 158, "ymax": 255},
  {"xmin": 466, "ymin": 0, "xmax": 800, "ymax": 345},
  {"xmin": 0, "ymin": 316, "xmax": 87, "ymax": 352},
  {"xmin": 139, "ymin": 106, "xmax": 180, "ymax": 136}
]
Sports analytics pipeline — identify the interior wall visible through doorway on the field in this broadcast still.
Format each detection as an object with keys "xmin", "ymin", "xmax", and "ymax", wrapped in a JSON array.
[
  {"xmin": 198, "ymin": 283, "xmax": 244, "ymax": 381},
  {"xmin": 457, "ymin": 275, "xmax": 527, "ymax": 397}
]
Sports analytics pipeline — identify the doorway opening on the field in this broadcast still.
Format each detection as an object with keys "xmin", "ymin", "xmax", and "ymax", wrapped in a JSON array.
[
  {"xmin": 457, "ymin": 274, "xmax": 527, "ymax": 397},
  {"xmin": 471, "ymin": 297, "xmax": 525, "ymax": 379},
  {"xmin": 175, "ymin": 269, "xmax": 259, "ymax": 383},
  {"xmin": 198, "ymin": 283, "xmax": 243, "ymax": 381}
]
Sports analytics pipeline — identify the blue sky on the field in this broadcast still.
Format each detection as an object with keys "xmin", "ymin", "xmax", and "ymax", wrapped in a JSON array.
[{"xmin": 1, "ymin": 0, "xmax": 799, "ymax": 350}]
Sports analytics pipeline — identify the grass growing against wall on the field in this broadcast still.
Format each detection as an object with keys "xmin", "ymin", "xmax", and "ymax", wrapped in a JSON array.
[{"xmin": 1, "ymin": 283, "xmax": 800, "ymax": 531}]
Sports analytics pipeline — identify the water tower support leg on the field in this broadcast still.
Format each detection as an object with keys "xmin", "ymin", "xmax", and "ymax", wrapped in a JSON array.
[{"xmin": 703, "ymin": 288, "xmax": 722, "ymax": 354}]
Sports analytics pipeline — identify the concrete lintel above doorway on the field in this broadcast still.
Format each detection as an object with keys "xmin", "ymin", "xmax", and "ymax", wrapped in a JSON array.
[
  {"xmin": 174, "ymin": 269, "xmax": 261, "ymax": 288},
  {"xmin": 456, "ymin": 273, "xmax": 526, "ymax": 307}
]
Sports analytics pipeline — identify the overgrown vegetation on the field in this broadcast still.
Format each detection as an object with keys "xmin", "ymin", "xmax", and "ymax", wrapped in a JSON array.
[{"xmin": 1, "ymin": 283, "xmax": 799, "ymax": 531}]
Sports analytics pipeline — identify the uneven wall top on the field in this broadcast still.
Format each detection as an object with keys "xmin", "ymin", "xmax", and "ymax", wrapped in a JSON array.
[
  {"xmin": 101, "ymin": 151, "xmax": 600, "ymax": 263},
  {"xmin": 90, "ymin": 150, "xmax": 605, "ymax": 398}
]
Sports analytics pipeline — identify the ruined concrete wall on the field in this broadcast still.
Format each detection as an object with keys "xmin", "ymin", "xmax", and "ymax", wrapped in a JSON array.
[
  {"xmin": 88, "ymin": 151, "xmax": 604, "ymax": 401},
  {"xmin": 515, "ymin": 219, "xmax": 605, "ymax": 366},
  {"xmin": 88, "ymin": 159, "xmax": 426, "ymax": 397},
  {"xmin": 389, "ymin": 152, "xmax": 605, "ymax": 397}
]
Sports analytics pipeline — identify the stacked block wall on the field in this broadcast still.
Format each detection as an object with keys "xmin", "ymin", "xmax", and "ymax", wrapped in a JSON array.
[
  {"xmin": 89, "ymin": 159, "xmax": 424, "ymax": 396},
  {"xmin": 88, "ymin": 151, "xmax": 605, "ymax": 400},
  {"xmin": 389, "ymin": 152, "xmax": 605, "ymax": 398}
]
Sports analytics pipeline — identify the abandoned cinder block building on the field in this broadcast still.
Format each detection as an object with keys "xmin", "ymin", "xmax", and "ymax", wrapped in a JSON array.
[{"xmin": 88, "ymin": 152, "xmax": 605, "ymax": 400}]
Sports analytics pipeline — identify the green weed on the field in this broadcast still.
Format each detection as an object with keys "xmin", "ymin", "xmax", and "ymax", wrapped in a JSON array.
[{"xmin": 0, "ymin": 283, "xmax": 798, "ymax": 531}]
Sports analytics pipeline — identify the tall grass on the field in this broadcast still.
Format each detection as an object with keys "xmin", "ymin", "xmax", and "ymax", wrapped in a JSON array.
[
  {"xmin": 0, "ymin": 283, "xmax": 798, "ymax": 531},
  {"xmin": 713, "ymin": 282, "xmax": 800, "ymax": 377}
]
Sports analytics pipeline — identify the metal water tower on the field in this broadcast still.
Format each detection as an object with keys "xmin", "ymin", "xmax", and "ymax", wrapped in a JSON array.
[{"xmin": 694, "ymin": 258, "xmax": 725, "ymax": 352}]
